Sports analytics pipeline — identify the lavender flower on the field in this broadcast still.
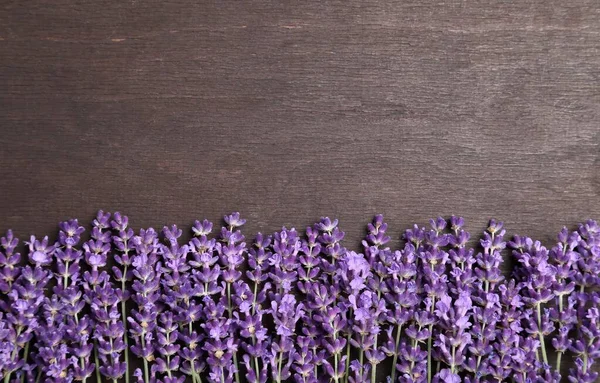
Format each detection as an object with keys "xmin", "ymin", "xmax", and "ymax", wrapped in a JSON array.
[
  {"xmin": 432, "ymin": 292, "xmax": 472, "ymax": 381},
  {"xmin": 240, "ymin": 232, "xmax": 272, "ymax": 383},
  {"xmin": 416, "ymin": 218, "xmax": 450, "ymax": 383},
  {"xmin": 270, "ymin": 294, "xmax": 304, "ymax": 382},
  {"xmin": 568, "ymin": 308, "xmax": 600, "ymax": 382},
  {"xmin": 0, "ymin": 212, "xmax": 599, "ymax": 383},
  {"xmin": 203, "ymin": 300, "xmax": 236, "ymax": 383},
  {"xmin": 465, "ymin": 220, "xmax": 504, "ymax": 380},
  {"xmin": 128, "ymin": 228, "xmax": 162, "ymax": 383},
  {"xmin": 510, "ymin": 235, "xmax": 555, "ymax": 369},
  {"xmin": 0, "ymin": 231, "xmax": 20, "ymax": 295},
  {"xmin": 219, "ymin": 213, "xmax": 247, "ymax": 383},
  {"xmin": 382, "ymin": 245, "xmax": 418, "ymax": 383},
  {"xmin": 111, "ymin": 211, "xmax": 135, "ymax": 383}
]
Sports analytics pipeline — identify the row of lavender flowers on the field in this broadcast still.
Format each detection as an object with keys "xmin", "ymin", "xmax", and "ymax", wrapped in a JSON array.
[{"xmin": 0, "ymin": 212, "xmax": 598, "ymax": 383}]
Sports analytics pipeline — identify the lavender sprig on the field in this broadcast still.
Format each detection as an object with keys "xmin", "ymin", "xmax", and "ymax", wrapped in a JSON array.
[
  {"xmin": 111, "ymin": 211, "xmax": 134, "ymax": 383},
  {"xmin": 219, "ymin": 213, "xmax": 247, "ymax": 383},
  {"xmin": 128, "ymin": 228, "xmax": 162, "ymax": 383}
]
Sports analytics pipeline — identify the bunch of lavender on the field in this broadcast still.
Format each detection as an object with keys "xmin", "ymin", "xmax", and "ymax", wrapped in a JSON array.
[{"xmin": 2, "ymin": 212, "xmax": 600, "ymax": 383}]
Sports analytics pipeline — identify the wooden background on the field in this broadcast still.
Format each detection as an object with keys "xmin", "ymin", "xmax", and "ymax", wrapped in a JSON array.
[
  {"xmin": 1, "ymin": 1, "xmax": 599, "ymax": 252},
  {"xmin": 0, "ymin": 0, "xmax": 599, "ymax": 381}
]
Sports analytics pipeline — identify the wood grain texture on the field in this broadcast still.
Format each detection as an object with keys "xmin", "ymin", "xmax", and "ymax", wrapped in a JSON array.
[
  {"xmin": 0, "ymin": 0, "xmax": 599, "ymax": 380},
  {"xmin": 2, "ymin": 0, "xmax": 599, "ymax": 247}
]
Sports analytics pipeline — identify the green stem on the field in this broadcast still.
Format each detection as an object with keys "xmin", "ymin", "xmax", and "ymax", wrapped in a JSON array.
[
  {"xmin": 188, "ymin": 322, "xmax": 200, "ymax": 383},
  {"xmin": 409, "ymin": 325, "xmax": 422, "ymax": 380},
  {"xmin": 251, "ymin": 334, "xmax": 260, "ymax": 381},
  {"xmin": 359, "ymin": 334, "xmax": 365, "ymax": 377},
  {"xmin": 583, "ymin": 337, "xmax": 595, "ymax": 374},
  {"xmin": 227, "ymin": 282, "xmax": 241, "ymax": 383},
  {"xmin": 252, "ymin": 281, "xmax": 259, "ymax": 315},
  {"xmin": 20, "ymin": 341, "xmax": 30, "ymax": 383},
  {"xmin": 476, "ymin": 322, "xmax": 487, "ymax": 370},
  {"xmin": 4, "ymin": 326, "xmax": 23, "ymax": 383},
  {"xmin": 370, "ymin": 288, "xmax": 381, "ymax": 382},
  {"xmin": 94, "ymin": 342, "xmax": 101, "ymax": 383},
  {"xmin": 74, "ymin": 315, "xmax": 89, "ymax": 383},
  {"xmin": 427, "ymin": 296, "xmax": 436, "ymax": 383},
  {"xmin": 390, "ymin": 325, "xmax": 402, "ymax": 383},
  {"xmin": 370, "ymin": 360, "xmax": 376, "ymax": 383},
  {"xmin": 556, "ymin": 294, "xmax": 564, "ymax": 374},
  {"xmin": 166, "ymin": 355, "xmax": 172, "ymax": 378},
  {"xmin": 63, "ymin": 261, "xmax": 70, "ymax": 288},
  {"xmin": 536, "ymin": 303, "xmax": 548, "ymax": 365},
  {"xmin": 121, "ymin": 265, "xmax": 130, "ymax": 383},
  {"xmin": 141, "ymin": 330, "xmax": 150, "ymax": 383},
  {"xmin": 335, "ymin": 351, "xmax": 340, "ymax": 383},
  {"xmin": 254, "ymin": 356, "xmax": 260, "ymax": 381},
  {"xmin": 427, "ymin": 335, "xmax": 433, "ymax": 383},
  {"xmin": 277, "ymin": 350, "xmax": 283, "ymax": 383},
  {"xmin": 344, "ymin": 331, "xmax": 352, "ymax": 383}
]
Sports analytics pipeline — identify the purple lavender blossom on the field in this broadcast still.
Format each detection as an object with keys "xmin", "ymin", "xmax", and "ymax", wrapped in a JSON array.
[
  {"xmin": 0, "ymin": 231, "xmax": 20, "ymax": 295},
  {"xmin": 510, "ymin": 235, "xmax": 555, "ymax": 371},
  {"xmin": 219, "ymin": 213, "xmax": 247, "ymax": 383},
  {"xmin": 416, "ymin": 218, "xmax": 450, "ymax": 383},
  {"xmin": 0, "ymin": 213, "xmax": 599, "ymax": 383},
  {"xmin": 128, "ymin": 228, "xmax": 162, "ymax": 383}
]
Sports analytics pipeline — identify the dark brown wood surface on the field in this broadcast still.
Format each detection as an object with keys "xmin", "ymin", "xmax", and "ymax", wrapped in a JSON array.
[
  {"xmin": 1, "ymin": 1, "xmax": 600, "ymax": 257},
  {"xmin": 0, "ymin": 0, "xmax": 599, "ymax": 381}
]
